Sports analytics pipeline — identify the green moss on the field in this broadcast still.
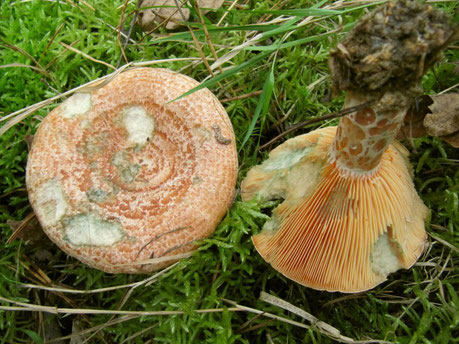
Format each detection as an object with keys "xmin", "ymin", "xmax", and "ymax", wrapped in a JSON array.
[{"xmin": 0, "ymin": 0, "xmax": 457, "ymax": 343}]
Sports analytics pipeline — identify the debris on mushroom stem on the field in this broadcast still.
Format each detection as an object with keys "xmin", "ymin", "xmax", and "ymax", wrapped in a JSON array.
[
  {"xmin": 241, "ymin": 0, "xmax": 454, "ymax": 293},
  {"xmin": 329, "ymin": 0, "xmax": 454, "ymax": 97}
]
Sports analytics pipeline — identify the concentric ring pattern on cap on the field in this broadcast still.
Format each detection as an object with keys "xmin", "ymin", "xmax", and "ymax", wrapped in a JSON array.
[{"xmin": 26, "ymin": 68, "xmax": 238, "ymax": 273}]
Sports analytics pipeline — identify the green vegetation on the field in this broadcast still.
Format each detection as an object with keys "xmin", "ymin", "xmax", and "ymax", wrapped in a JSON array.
[{"xmin": 0, "ymin": 0, "xmax": 457, "ymax": 343}]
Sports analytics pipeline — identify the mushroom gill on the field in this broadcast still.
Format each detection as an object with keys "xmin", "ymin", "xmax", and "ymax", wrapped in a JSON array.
[{"xmin": 243, "ymin": 127, "xmax": 427, "ymax": 292}]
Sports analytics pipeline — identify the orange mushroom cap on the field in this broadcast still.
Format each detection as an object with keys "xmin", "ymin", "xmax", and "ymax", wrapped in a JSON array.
[
  {"xmin": 26, "ymin": 68, "xmax": 238, "ymax": 273},
  {"xmin": 242, "ymin": 127, "xmax": 427, "ymax": 292}
]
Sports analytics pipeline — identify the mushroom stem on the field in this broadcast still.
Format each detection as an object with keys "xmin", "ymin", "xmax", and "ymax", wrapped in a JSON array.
[{"xmin": 330, "ymin": 90, "xmax": 410, "ymax": 175}]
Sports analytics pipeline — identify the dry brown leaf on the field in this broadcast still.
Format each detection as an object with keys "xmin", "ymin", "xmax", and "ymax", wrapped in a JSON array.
[
  {"xmin": 397, "ymin": 95, "xmax": 432, "ymax": 139},
  {"xmin": 7, "ymin": 213, "xmax": 48, "ymax": 246},
  {"xmin": 440, "ymin": 131, "xmax": 459, "ymax": 148},
  {"xmin": 397, "ymin": 93, "xmax": 459, "ymax": 147},
  {"xmin": 137, "ymin": 0, "xmax": 223, "ymax": 31},
  {"xmin": 423, "ymin": 93, "xmax": 459, "ymax": 137},
  {"xmin": 8, "ymin": 213, "xmax": 55, "ymax": 262},
  {"xmin": 198, "ymin": 0, "xmax": 224, "ymax": 11},
  {"xmin": 138, "ymin": 0, "xmax": 189, "ymax": 30}
]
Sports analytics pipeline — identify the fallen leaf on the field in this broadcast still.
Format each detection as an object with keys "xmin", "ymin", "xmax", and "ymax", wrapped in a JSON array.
[
  {"xmin": 7, "ymin": 212, "xmax": 48, "ymax": 246},
  {"xmin": 397, "ymin": 93, "xmax": 459, "ymax": 147},
  {"xmin": 397, "ymin": 95, "xmax": 432, "ymax": 139},
  {"xmin": 440, "ymin": 131, "xmax": 459, "ymax": 148},
  {"xmin": 137, "ymin": 0, "xmax": 223, "ymax": 31},
  {"xmin": 423, "ymin": 93, "xmax": 459, "ymax": 137},
  {"xmin": 138, "ymin": 0, "xmax": 189, "ymax": 30},
  {"xmin": 198, "ymin": 0, "xmax": 225, "ymax": 11},
  {"xmin": 8, "ymin": 214, "xmax": 55, "ymax": 262}
]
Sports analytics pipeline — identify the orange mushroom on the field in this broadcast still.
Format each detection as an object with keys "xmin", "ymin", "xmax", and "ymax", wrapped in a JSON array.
[
  {"xmin": 26, "ymin": 68, "xmax": 238, "ymax": 273},
  {"xmin": 241, "ymin": 0, "xmax": 454, "ymax": 292}
]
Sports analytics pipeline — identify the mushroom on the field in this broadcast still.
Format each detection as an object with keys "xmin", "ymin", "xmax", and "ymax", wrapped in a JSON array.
[
  {"xmin": 26, "ymin": 68, "xmax": 238, "ymax": 273},
  {"xmin": 241, "ymin": 0, "xmax": 454, "ymax": 292}
]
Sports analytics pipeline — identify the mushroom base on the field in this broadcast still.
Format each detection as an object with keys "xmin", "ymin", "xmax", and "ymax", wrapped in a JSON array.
[{"xmin": 241, "ymin": 127, "xmax": 428, "ymax": 293}]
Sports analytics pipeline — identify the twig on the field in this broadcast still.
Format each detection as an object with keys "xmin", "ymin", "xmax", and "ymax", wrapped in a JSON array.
[
  {"xmin": 220, "ymin": 90, "xmax": 262, "ymax": 103},
  {"xmin": 216, "ymin": 0, "xmax": 238, "ymax": 26},
  {"xmin": 222, "ymin": 294, "xmax": 391, "ymax": 344},
  {"xmin": 117, "ymin": 0, "xmax": 131, "ymax": 65},
  {"xmin": 260, "ymin": 292, "xmax": 357, "ymax": 343},
  {"xmin": 438, "ymin": 82, "xmax": 459, "ymax": 94},
  {"xmin": 174, "ymin": 0, "xmax": 215, "ymax": 78},
  {"xmin": 115, "ymin": 252, "xmax": 193, "ymax": 266},
  {"xmin": 6, "ymin": 212, "xmax": 36, "ymax": 244},
  {"xmin": 16, "ymin": 262, "xmax": 181, "ymax": 294},
  {"xmin": 121, "ymin": 324, "xmax": 157, "ymax": 343},
  {"xmin": 59, "ymin": 42, "xmax": 116, "ymax": 70},
  {"xmin": 221, "ymin": 298, "xmax": 311, "ymax": 330},
  {"xmin": 44, "ymin": 39, "xmax": 79, "ymax": 70},
  {"xmin": 46, "ymin": 315, "xmax": 140, "ymax": 343},
  {"xmin": 428, "ymin": 233, "xmax": 459, "ymax": 253},
  {"xmin": 0, "ymin": 39, "xmax": 52, "ymax": 78},
  {"xmin": 116, "ymin": 0, "xmax": 142, "ymax": 68},
  {"xmin": 194, "ymin": 0, "xmax": 223, "ymax": 75},
  {"xmin": 0, "ymin": 296, "xmax": 244, "ymax": 316},
  {"xmin": 0, "ymin": 39, "xmax": 43, "ymax": 69},
  {"xmin": 0, "ymin": 63, "xmax": 51, "ymax": 78},
  {"xmin": 259, "ymin": 100, "xmax": 374, "ymax": 150},
  {"xmin": 40, "ymin": 22, "xmax": 66, "ymax": 62}
]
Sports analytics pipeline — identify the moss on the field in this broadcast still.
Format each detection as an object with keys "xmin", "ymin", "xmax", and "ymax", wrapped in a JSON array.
[{"xmin": 0, "ymin": 0, "xmax": 457, "ymax": 343}]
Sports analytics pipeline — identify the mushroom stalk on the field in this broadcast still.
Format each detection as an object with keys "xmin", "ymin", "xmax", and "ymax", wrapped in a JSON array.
[
  {"xmin": 330, "ymin": 90, "xmax": 409, "ymax": 175},
  {"xmin": 241, "ymin": 0, "xmax": 454, "ymax": 292}
]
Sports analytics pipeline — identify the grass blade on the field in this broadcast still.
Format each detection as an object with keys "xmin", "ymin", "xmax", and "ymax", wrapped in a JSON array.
[{"xmin": 239, "ymin": 63, "xmax": 275, "ymax": 151}]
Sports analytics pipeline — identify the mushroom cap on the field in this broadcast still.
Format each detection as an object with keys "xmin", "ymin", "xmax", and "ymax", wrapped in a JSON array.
[
  {"xmin": 241, "ymin": 126, "xmax": 427, "ymax": 293},
  {"xmin": 26, "ymin": 68, "xmax": 238, "ymax": 273}
]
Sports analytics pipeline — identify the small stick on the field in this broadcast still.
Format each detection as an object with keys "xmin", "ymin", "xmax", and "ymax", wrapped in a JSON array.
[
  {"xmin": 59, "ymin": 42, "xmax": 116, "ymax": 70},
  {"xmin": 16, "ymin": 262, "xmax": 181, "ymax": 294},
  {"xmin": 6, "ymin": 212, "xmax": 36, "ymax": 244},
  {"xmin": 194, "ymin": 0, "xmax": 223, "ymax": 75},
  {"xmin": 40, "ymin": 22, "xmax": 66, "ymax": 62},
  {"xmin": 216, "ymin": 0, "xmax": 238, "ymax": 26},
  {"xmin": 259, "ymin": 100, "xmax": 374, "ymax": 150},
  {"xmin": 174, "ymin": 0, "xmax": 215, "ymax": 78},
  {"xmin": 220, "ymin": 90, "xmax": 262, "ymax": 103},
  {"xmin": 0, "ymin": 296, "xmax": 244, "ymax": 316},
  {"xmin": 116, "ymin": 0, "xmax": 142, "ymax": 68},
  {"xmin": 117, "ymin": 0, "xmax": 131, "ymax": 65}
]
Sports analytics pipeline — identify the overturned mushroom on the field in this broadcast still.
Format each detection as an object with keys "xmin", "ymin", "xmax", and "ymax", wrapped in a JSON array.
[
  {"xmin": 26, "ymin": 68, "xmax": 238, "ymax": 273},
  {"xmin": 242, "ymin": 0, "xmax": 454, "ymax": 292}
]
